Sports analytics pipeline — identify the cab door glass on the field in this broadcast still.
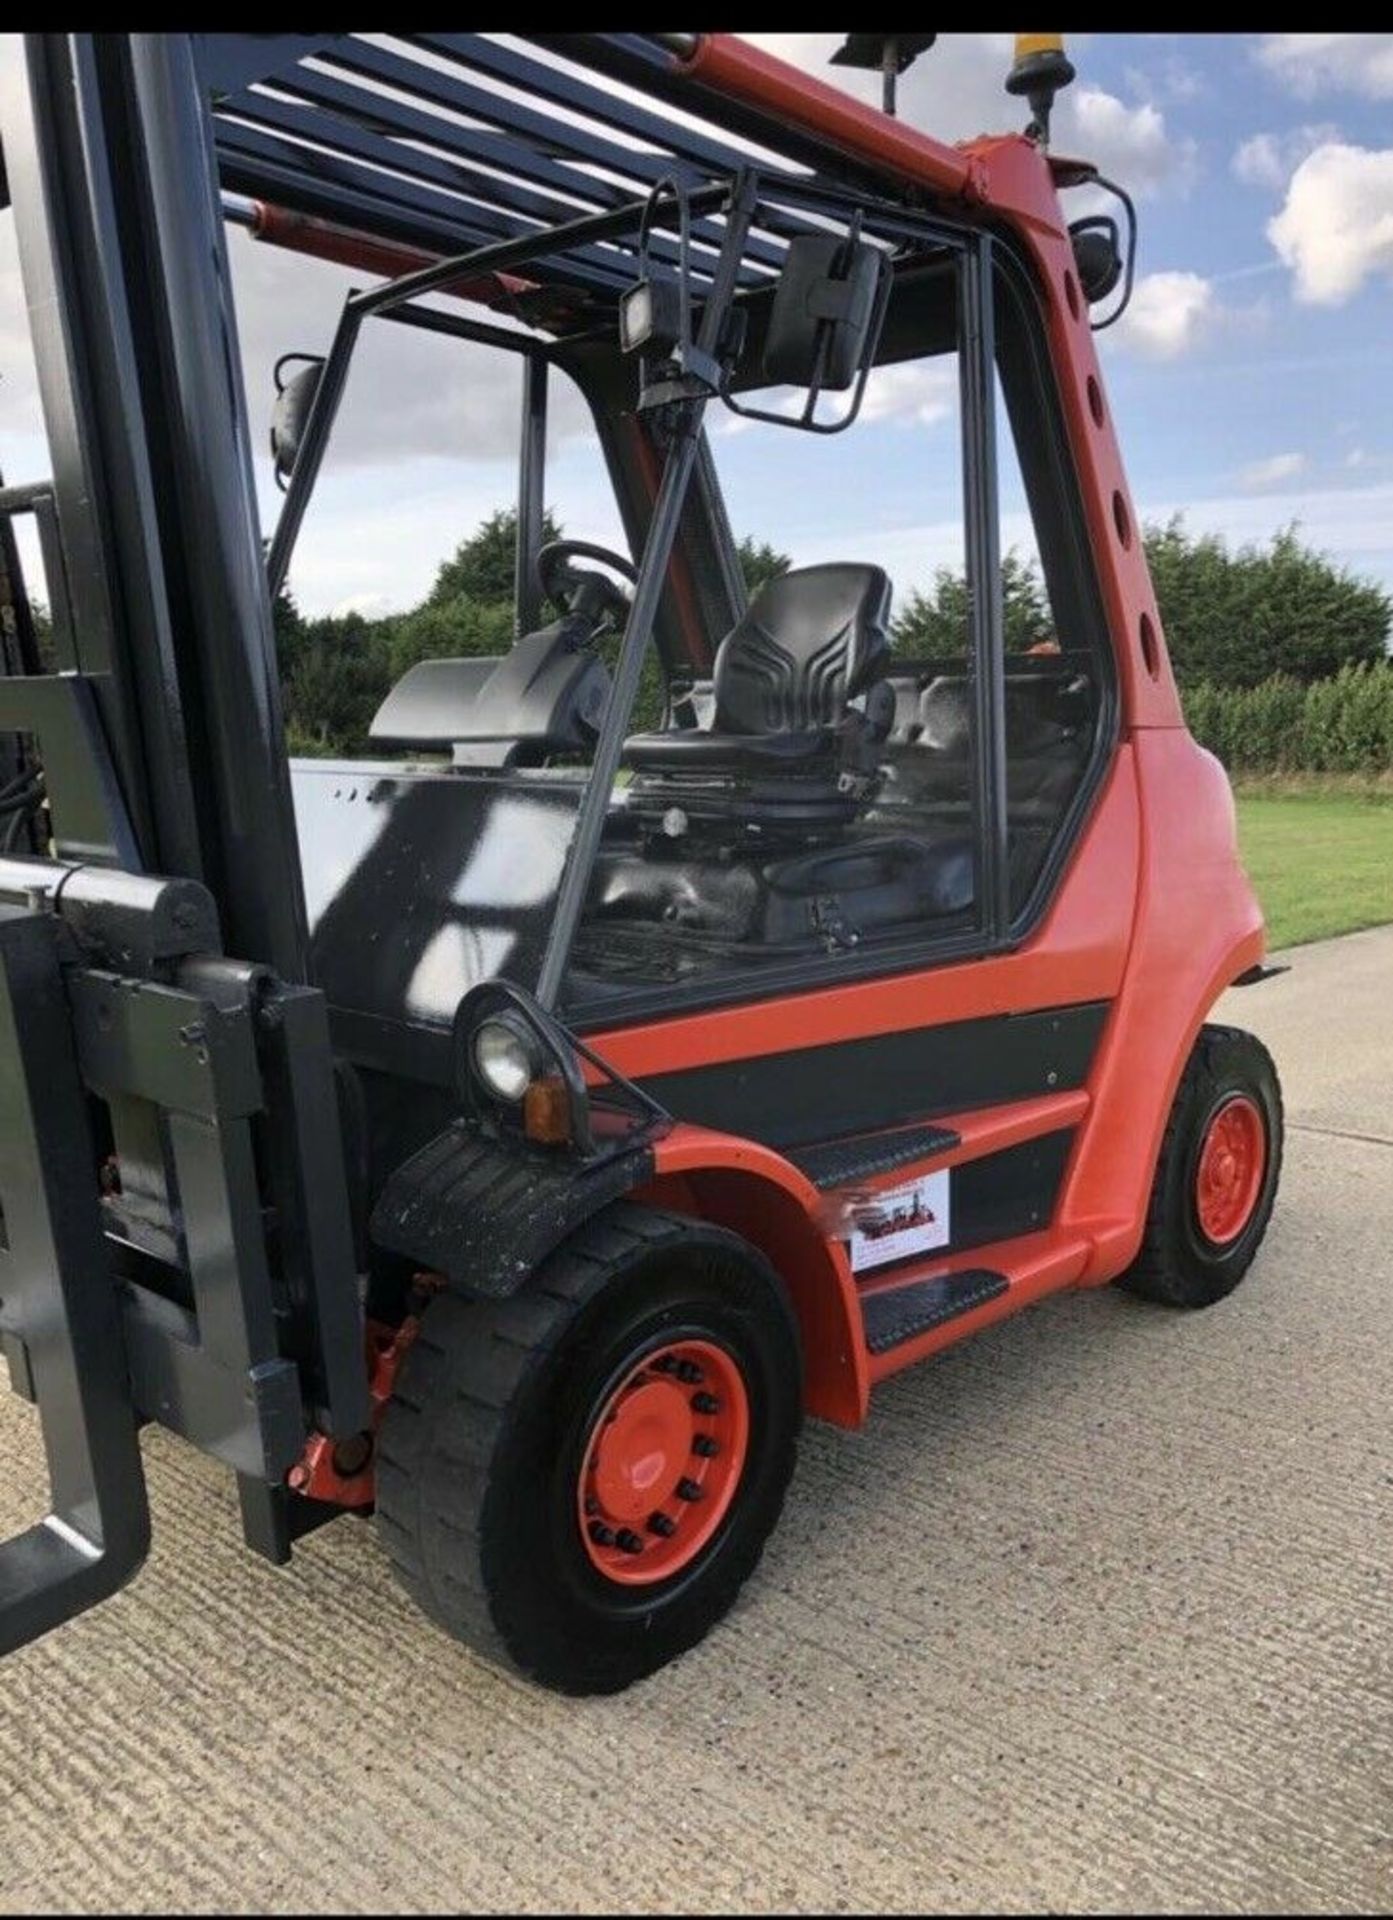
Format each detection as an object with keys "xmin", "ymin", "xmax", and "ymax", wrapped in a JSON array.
[
  {"xmin": 566, "ymin": 252, "xmax": 986, "ymax": 1014},
  {"xmin": 992, "ymin": 254, "xmax": 1112, "ymax": 920}
]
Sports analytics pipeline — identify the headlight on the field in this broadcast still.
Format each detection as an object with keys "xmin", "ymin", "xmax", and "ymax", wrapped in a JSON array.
[
  {"xmin": 472, "ymin": 1019, "xmax": 535, "ymax": 1102},
  {"xmin": 618, "ymin": 274, "xmax": 682, "ymax": 356}
]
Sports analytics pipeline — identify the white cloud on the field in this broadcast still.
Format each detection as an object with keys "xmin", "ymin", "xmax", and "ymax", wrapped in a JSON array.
[
  {"xmin": 714, "ymin": 360, "xmax": 958, "ymax": 438},
  {"xmin": 829, "ymin": 481, "xmax": 1393, "ymax": 606},
  {"xmin": 1238, "ymin": 452, "xmax": 1306, "ymax": 490},
  {"xmin": 329, "ymin": 592, "xmax": 396, "ymax": 620},
  {"xmin": 1256, "ymin": 34, "xmax": 1393, "ymax": 101},
  {"xmin": 859, "ymin": 361, "xmax": 957, "ymax": 429},
  {"xmin": 1110, "ymin": 270, "xmax": 1218, "ymax": 359},
  {"xmin": 1136, "ymin": 481, "xmax": 1393, "ymax": 588},
  {"xmin": 746, "ymin": 33, "xmax": 1198, "ymax": 197},
  {"xmin": 1267, "ymin": 143, "xmax": 1393, "ymax": 302},
  {"xmin": 1232, "ymin": 124, "xmax": 1342, "ymax": 191},
  {"xmin": 0, "ymin": 198, "xmax": 599, "ymax": 615},
  {"xmin": 0, "ymin": 193, "xmax": 593, "ymax": 469},
  {"xmin": 1068, "ymin": 87, "xmax": 1197, "ymax": 196},
  {"xmin": 1123, "ymin": 50, "xmax": 1205, "ymax": 106},
  {"xmin": 225, "ymin": 228, "xmax": 598, "ymax": 468},
  {"xmin": 0, "ymin": 220, "xmax": 43, "ymax": 458}
]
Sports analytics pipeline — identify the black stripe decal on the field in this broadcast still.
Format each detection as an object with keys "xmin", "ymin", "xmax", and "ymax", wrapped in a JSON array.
[{"xmin": 639, "ymin": 1001, "xmax": 1108, "ymax": 1149}]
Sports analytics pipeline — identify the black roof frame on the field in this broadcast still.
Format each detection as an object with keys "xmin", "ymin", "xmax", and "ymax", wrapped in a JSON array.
[{"xmin": 201, "ymin": 33, "xmax": 939, "ymax": 315}]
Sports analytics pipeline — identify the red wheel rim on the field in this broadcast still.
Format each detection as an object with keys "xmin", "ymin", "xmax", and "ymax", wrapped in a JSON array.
[
  {"xmin": 577, "ymin": 1337, "xmax": 750, "ymax": 1587},
  {"xmin": 1194, "ymin": 1094, "xmax": 1267, "ymax": 1246}
]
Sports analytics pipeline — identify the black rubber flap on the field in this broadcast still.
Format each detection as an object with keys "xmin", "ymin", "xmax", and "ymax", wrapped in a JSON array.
[{"xmin": 370, "ymin": 1120, "xmax": 654, "ymax": 1297}]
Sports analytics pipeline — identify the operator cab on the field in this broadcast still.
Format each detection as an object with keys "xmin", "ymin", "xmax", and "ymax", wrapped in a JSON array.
[{"xmin": 276, "ymin": 167, "xmax": 1113, "ymax": 1046}]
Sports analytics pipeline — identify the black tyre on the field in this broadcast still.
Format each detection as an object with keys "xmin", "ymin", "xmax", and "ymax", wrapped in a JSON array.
[
  {"xmin": 1118, "ymin": 1022, "xmax": 1283, "ymax": 1309},
  {"xmin": 375, "ymin": 1203, "xmax": 802, "ymax": 1694}
]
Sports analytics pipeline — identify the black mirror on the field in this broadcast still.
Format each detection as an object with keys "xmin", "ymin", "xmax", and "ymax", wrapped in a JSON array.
[
  {"xmin": 270, "ymin": 353, "xmax": 325, "ymax": 485},
  {"xmin": 1069, "ymin": 216, "xmax": 1123, "ymax": 306},
  {"xmin": 763, "ymin": 233, "xmax": 887, "ymax": 392}
]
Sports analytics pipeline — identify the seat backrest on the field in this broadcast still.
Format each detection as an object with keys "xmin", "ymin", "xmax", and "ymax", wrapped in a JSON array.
[{"xmin": 713, "ymin": 563, "xmax": 892, "ymax": 735}]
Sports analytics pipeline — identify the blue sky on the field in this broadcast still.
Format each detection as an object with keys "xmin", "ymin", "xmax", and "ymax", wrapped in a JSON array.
[{"xmin": 2, "ymin": 32, "xmax": 1391, "ymax": 622}]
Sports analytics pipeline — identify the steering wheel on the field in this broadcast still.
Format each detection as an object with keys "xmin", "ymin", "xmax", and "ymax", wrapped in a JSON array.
[{"xmin": 536, "ymin": 539, "xmax": 637, "ymax": 628}]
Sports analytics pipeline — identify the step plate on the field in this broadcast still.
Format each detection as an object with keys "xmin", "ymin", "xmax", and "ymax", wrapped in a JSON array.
[
  {"xmin": 787, "ymin": 1122, "xmax": 961, "ymax": 1190},
  {"xmin": 860, "ymin": 1268, "xmax": 1009, "ymax": 1356}
]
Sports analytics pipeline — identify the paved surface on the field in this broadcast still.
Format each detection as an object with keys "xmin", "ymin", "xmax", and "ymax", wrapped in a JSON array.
[{"xmin": 2, "ymin": 928, "xmax": 1390, "ymax": 1914}]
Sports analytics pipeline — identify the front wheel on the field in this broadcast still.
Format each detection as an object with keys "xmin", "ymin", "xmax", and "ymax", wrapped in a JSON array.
[
  {"xmin": 376, "ymin": 1205, "xmax": 802, "ymax": 1693},
  {"xmin": 1118, "ymin": 1022, "xmax": 1284, "ymax": 1309}
]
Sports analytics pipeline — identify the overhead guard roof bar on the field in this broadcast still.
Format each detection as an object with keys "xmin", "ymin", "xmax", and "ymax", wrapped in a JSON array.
[
  {"xmin": 345, "ymin": 181, "xmax": 732, "ymax": 320},
  {"xmin": 215, "ymin": 92, "xmax": 783, "ymax": 293},
  {"xmin": 526, "ymin": 35, "xmax": 977, "ymax": 203},
  {"xmin": 203, "ymin": 33, "xmax": 952, "ymax": 317},
  {"xmin": 206, "ymin": 37, "xmax": 801, "ymax": 301}
]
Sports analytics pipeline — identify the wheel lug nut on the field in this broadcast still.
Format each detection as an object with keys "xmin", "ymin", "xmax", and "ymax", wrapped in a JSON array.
[
  {"xmin": 676, "ymin": 1360, "xmax": 703, "ymax": 1384},
  {"xmin": 648, "ymin": 1512, "xmax": 677, "ymax": 1537},
  {"xmin": 616, "ymin": 1528, "xmax": 645, "ymax": 1555},
  {"xmin": 585, "ymin": 1495, "xmax": 600, "ymax": 1515},
  {"xmin": 651, "ymin": 1354, "xmax": 677, "ymax": 1374},
  {"xmin": 692, "ymin": 1435, "xmax": 719, "ymax": 1458},
  {"xmin": 589, "ymin": 1522, "xmax": 616, "ymax": 1547},
  {"xmin": 676, "ymin": 1477, "xmax": 702, "ymax": 1502},
  {"xmin": 691, "ymin": 1391, "xmax": 720, "ymax": 1414}
]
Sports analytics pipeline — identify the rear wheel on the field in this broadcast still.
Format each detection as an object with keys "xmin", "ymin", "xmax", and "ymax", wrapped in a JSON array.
[
  {"xmin": 1118, "ymin": 1022, "xmax": 1283, "ymax": 1308},
  {"xmin": 376, "ymin": 1204, "xmax": 801, "ymax": 1693}
]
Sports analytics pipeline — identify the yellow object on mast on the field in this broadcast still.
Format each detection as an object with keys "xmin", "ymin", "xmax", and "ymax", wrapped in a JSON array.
[{"xmin": 1005, "ymin": 33, "xmax": 1076, "ymax": 147}]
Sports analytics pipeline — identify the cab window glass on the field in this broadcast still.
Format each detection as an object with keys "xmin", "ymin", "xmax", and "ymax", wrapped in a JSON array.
[
  {"xmin": 993, "ymin": 252, "xmax": 1112, "ymax": 917},
  {"xmin": 566, "ymin": 253, "xmax": 984, "ymax": 1012}
]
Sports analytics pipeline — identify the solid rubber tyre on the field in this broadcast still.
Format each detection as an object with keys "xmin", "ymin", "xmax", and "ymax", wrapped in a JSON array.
[
  {"xmin": 375, "ymin": 1203, "xmax": 802, "ymax": 1694},
  {"xmin": 1117, "ymin": 1022, "xmax": 1283, "ymax": 1309}
]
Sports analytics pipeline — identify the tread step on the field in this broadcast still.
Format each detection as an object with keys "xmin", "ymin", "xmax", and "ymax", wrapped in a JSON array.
[
  {"xmin": 860, "ymin": 1268, "xmax": 1009, "ymax": 1355},
  {"xmin": 786, "ymin": 1122, "xmax": 961, "ymax": 1190}
]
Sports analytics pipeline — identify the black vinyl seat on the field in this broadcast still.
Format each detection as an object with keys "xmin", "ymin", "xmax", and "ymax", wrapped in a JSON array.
[{"xmin": 622, "ymin": 563, "xmax": 894, "ymax": 829}]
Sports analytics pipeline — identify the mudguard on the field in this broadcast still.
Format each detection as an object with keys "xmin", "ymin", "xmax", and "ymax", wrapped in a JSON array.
[{"xmin": 370, "ymin": 1120, "xmax": 658, "ymax": 1297}]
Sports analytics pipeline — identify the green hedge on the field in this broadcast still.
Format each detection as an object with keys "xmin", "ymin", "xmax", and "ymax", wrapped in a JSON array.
[{"xmin": 1181, "ymin": 663, "xmax": 1393, "ymax": 774}]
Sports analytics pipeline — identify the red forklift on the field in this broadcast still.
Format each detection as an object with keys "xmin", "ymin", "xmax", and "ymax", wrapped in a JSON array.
[{"xmin": 0, "ymin": 32, "xmax": 1283, "ymax": 1693}]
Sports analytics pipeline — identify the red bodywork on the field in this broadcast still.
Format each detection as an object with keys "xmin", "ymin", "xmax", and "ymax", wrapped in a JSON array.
[
  {"xmin": 590, "ymin": 38, "xmax": 1264, "ymax": 1424},
  {"xmin": 252, "ymin": 37, "xmax": 1265, "ymax": 1446},
  {"xmin": 289, "ymin": 1316, "xmax": 420, "ymax": 1507}
]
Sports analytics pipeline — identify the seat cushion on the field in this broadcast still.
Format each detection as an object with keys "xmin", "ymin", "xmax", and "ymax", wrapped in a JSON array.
[{"xmin": 622, "ymin": 726, "xmax": 836, "ymax": 776}]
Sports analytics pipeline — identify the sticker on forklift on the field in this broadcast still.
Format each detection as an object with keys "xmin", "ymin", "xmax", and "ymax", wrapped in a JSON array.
[{"xmin": 848, "ymin": 1169, "xmax": 951, "ymax": 1274}]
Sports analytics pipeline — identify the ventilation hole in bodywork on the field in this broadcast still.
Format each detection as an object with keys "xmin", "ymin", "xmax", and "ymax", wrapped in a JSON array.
[{"xmin": 1112, "ymin": 490, "xmax": 1131, "ymax": 549}]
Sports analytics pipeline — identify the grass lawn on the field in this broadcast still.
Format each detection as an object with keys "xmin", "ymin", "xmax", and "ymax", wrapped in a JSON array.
[{"xmin": 1235, "ymin": 785, "xmax": 1393, "ymax": 950}]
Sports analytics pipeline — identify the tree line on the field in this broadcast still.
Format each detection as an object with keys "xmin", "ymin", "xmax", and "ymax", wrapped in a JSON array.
[{"xmin": 271, "ymin": 508, "xmax": 1390, "ymax": 761}]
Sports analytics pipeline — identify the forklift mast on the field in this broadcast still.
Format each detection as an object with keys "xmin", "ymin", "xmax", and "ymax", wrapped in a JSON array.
[
  {"xmin": 3, "ymin": 36, "xmax": 309, "ymax": 966},
  {"xmin": 0, "ymin": 35, "xmax": 373, "ymax": 1646}
]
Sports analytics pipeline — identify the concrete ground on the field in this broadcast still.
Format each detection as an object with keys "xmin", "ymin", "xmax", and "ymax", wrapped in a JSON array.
[{"xmin": 1, "ymin": 927, "xmax": 1390, "ymax": 1915}]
